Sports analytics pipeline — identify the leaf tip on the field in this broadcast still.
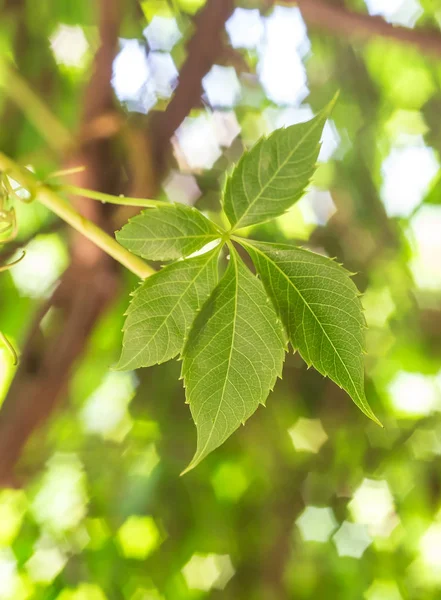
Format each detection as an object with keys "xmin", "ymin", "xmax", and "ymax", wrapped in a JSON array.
[
  {"xmin": 368, "ymin": 411, "xmax": 383, "ymax": 428},
  {"xmin": 180, "ymin": 453, "xmax": 202, "ymax": 475}
]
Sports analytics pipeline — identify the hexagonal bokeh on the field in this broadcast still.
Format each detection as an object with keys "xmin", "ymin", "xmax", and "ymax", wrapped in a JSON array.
[
  {"xmin": 26, "ymin": 537, "xmax": 67, "ymax": 584},
  {"xmin": 349, "ymin": 478, "xmax": 398, "ymax": 538},
  {"xmin": 296, "ymin": 506, "xmax": 338, "ymax": 543},
  {"xmin": 225, "ymin": 8, "xmax": 264, "ymax": 49},
  {"xmin": 181, "ymin": 553, "xmax": 235, "ymax": 592},
  {"xmin": 174, "ymin": 114, "xmax": 222, "ymax": 170},
  {"xmin": 288, "ymin": 418, "xmax": 328, "ymax": 453},
  {"xmin": 143, "ymin": 16, "xmax": 182, "ymax": 51},
  {"xmin": 202, "ymin": 65, "xmax": 241, "ymax": 108},
  {"xmin": 364, "ymin": 579, "xmax": 403, "ymax": 600},
  {"xmin": 419, "ymin": 522, "xmax": 441, "ymax": 568},
  {"xmin": 50, "ymin": 24, "xmax": 89, "ymax": 68},
  {"xmin": 333, "ymin": 521, "xmax": 372, "ymax": 559},
  {"xmin": 211, "ymin": 461, "xmax": 250, "ymax": 502},
  {"xmin": 212, "ymin": 111, "xmax": 241, "ymax": 148},
  {"xmin": 163, "ymin": 171, "xmax": 201, "ymax": 205},
  {"xmin": 117, "ymin": 516, "xmax": 162, "ymax": 560},
  {"xmin": 148, "ymin": 52, "xmax": 178, "ymax": 99}
]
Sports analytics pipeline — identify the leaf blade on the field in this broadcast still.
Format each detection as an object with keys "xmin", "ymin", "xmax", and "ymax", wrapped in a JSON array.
[
  {"xmin": 241, "ymin": 239, "xmax": 380, "ymax": 426},
  {"xmin": 222, "ymin": 97, "xmax": 336, "ymax": 230},
  {"xmin": 116, "ymin": 204, "xmax": 221, "ymax": 261},
  {"xmin": 116, "ymin": 246, "xmax": 220, "ymax": 370},
  {"xmin": 181, "ymin": 246, "xmax": 286, "ymax": 473}
]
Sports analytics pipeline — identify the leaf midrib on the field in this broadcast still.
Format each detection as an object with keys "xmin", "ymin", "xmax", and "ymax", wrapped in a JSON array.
[
  {"xmin": 194, "ymin": 249, "xmax": 239, "ymax": 463},
  {"xmin": 118, "ymin": 234, "xmax": 219, "ymax": 243},
  {"xmin": 230, "ymin": 115, "xmax": 324, "ymax": 230},
  {"xmin": 121, "ymin": 249, "xmax": 218, "ymax": 367},
  {"xmin": 244, "ymin": 241, "xmax": 364, "ymax": 404}
]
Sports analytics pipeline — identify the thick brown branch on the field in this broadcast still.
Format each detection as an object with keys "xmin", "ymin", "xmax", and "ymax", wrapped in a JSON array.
[{"xmin": 295, "ymin": 0, "xmax": 441, "ymax": 57}]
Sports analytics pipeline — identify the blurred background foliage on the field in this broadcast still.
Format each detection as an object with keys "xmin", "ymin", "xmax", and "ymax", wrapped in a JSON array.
[{"xmin": 0, "ymin": 0, "xmax": 441, "ymax": 598}]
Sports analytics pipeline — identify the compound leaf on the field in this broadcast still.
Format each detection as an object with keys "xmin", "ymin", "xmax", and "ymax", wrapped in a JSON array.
[
  {"xmin": 116, "ymin": 204, "xmax": 221, "ymax": 261},
  {"xmin": 222, "ymin": 98, "xmax": 335, "ymax": 230},
  {"xmin": 242, "ymin": 239, "xmax": 380, "ymax": 426},
  {"xmin": 117, "ymin": 246, "xmax": 220, "ymax": 370},
  {"xmin": 181, "ymin": 246, "xmax": 286, "ymax": 473}
]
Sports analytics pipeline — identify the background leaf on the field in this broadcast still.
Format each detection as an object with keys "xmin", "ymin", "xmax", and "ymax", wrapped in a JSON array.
[
  {"xmin": 116, "ymin": 204, "xmax": 221, "ymax": 261},
  {"xmin": 242, "ymin": 240, "xmax": 380, "ymax": 425},
  {"xmin": 117, "ymin": 247, "xmax": 220, "ymax": 370},
  {"xmin": 181, "ymin": 246, "xmax": 286, "ymax": 472},
  {"xmin": 222, "ymin": 99, "xmax": 335, "ymax": 230}
]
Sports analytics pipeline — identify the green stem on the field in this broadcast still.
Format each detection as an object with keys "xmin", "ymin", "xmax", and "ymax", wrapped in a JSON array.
[
  {"xmin": 0, "ymin": 153, "xmax": 154, "ymax": 280},
  {"xmin": 61, "ymin": 184, "xmax": 168, "ymax": 209}
]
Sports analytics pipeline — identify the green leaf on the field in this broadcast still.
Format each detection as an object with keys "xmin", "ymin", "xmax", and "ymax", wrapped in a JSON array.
[
  {"xmin": 116, "ymin": 204, "xmax": 221, "ymax": 261},
  {"xmin": 241, "ymin": 239, "xmax": 381, "ymax": 426},
  {"xmin": 116, "ymin": 247, "xmax": 220, "ymax": 370},
  {"xmin": 222, "ymin": 98, "xmax": 336, "ymax": 230},
  {"xmin": 181, "ymin": 246, "xmax": 286, "ymax": 473}
]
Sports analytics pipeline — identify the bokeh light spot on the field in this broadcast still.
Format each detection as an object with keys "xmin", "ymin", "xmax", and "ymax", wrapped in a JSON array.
[
  {"xmin": 387, "ymin": 371, "xmax": 440, "ymax": 417},
  {"xmin": 333, "ymin": 522, "xmax": 372, "ymax": 558},
  {"xmin": 0, "ymin": 549, "xmax": 19, "ymax": 600},
  {"xmin": 349, "ymin": 479, "xmax": 398, "ymax": 537},
  {"xmin": 408, "ymin": 205, "xmax": 441, "ymax": 291},
  {"xmin": 50, "ymin": 24, "xmax": 89, "ymax": 68},
  {"xmin": 32, "ymin": 453, "xmax": 88, "ymax": 532},
  {"xmin": 0, "ymin": 490, "xmax": 27, "ymax": 546},
  {"xmin": 26, "ymin": 536, "xmax": 67, "ymax": 584},
  {"xmin": 148, "ymin": 52, "xmax": 178, "ymax": 99},
  {"xmin": 182, "ymin": 553, "xmax": 234, "ymax": 591},
  {"xmin": 174, "ymin": 113, "xmax": 222, "ymax": 170},
  {"xmin": 163, "ymin": 171, "xmax": 201, "ymax": 205},
  {"xmin": 258, "ymin": 7, "xmax": 309, "ymax": 105},
  {"xmin": 117, "ymin": 516, "xmax": 161, "ymax": 560},
  {"xmin": 288, "ymin": 418, "xmax": 328, "ymax": 453},
  {"xmin": 364, "ymin": 579, "xmax": 403, "ymax": 600},
  {"xmin": 381, "ymin": 143, "xmax": 439, "ymax": 217},
  {"xmin": 364, "ymin": 0, "xmax": 422, "ymax": 26},
  {"xmin": 226, "ymin": 8, "xmax": 264, "ymax": 49},
  {"xmin": 202, "ymin": 65, "xmax": 241, "ymax": 108},
  {"xmin": 10, "ymin": 234, "xmax": 68, "ymax": 298},
  {"xmin": 144, "ymin": 16, "xmax": 182, "ymax": 51},
  {"xmin": 419, "ymin": 522, "xmax": 441, "ymax": 568},
  {"xmin": 112, "ymin": 40, "xmax": 156, "ymax": 112},
  {"xmin": 211, "ymin": 461, "xmax": 250, "ymax": 502},
  {"xmin": 296, "ymin": 506, "xmax": 338, "ymax": 542},
  {"xmin": 212, "ymin": 111, "xmax": 241, "ymax": 148},
  {"xmin": 81, "ymin": 371, "xmax": 137, "ymax": 442}
]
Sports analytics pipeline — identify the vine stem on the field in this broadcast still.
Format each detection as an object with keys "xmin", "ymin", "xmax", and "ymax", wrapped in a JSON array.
[
  {"xmin": 60, "ymin": 184, "xmax": 168, "ymax": 209},
  {"xmin": 0, "ymin": 152, "xmax": 154, "ymax": 280}
]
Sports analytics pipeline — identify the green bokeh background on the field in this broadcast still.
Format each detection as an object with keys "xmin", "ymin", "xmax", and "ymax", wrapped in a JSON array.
[{"xmin": 1, "ymin": 1, "xmax": 441, "ymax": 598}]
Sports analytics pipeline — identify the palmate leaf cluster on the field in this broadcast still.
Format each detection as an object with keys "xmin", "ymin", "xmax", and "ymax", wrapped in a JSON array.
[{"xmin": 116, "ymin": 98, "xmax": 380, "ymax": 472}]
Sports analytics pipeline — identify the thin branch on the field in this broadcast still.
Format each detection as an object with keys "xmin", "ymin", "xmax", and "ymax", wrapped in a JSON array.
[{"xmin": 295, "ymin": 0, "xmax": 441, "ymax": 58}]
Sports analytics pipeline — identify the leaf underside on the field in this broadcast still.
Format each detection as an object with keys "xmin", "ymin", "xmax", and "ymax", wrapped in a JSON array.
[
  {"xmin": 181, "ymin": 247, "xmax": 286, "ymax": 473},
  {"xmin": 116, "ymin": 247, "xmax": 220, "ymax": 371},
  {"xmin": 222, "ymin": 100, "xmax": 335, "ymax": 230},
  {"xmin": 242, "ymin": 239, "xmax": 380, "ymax": 426},
  {"xmin": 116, "ymin": 204, "xmax": 220, "ymax": 261}
]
